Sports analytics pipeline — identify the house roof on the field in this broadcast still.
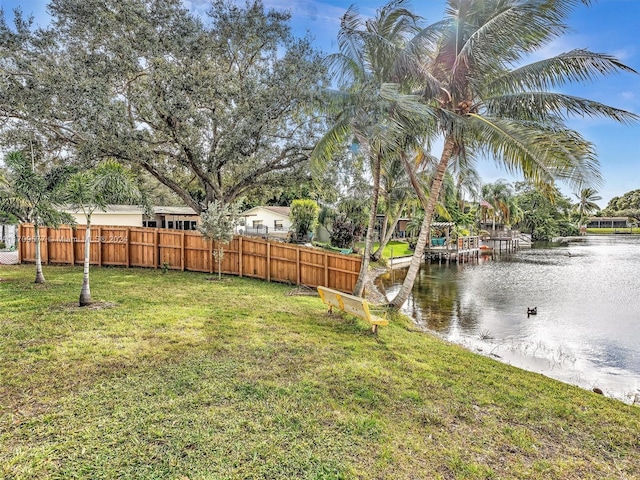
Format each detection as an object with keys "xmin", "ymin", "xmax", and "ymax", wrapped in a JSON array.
[
  {"xmin": 63, "ymin": 205, "xmax": 199, "ymax": 216},
  {"xmin": 262, "ymin": 206, "xmax": 291, "ymax": 216},
  {"xmin": 152, "ymin": 206, "xmax": 198, "ymax": 216},
  {"xmin": 63, "ymin": 205, "xmax": 143, "ymax": 215},
  {"xmin": 588, "ymin": 216, "xmax": 629, "ymax": 221},
  {"xmin": 241, "ymin": 206, "xmax": 291, "ymax": 218}
]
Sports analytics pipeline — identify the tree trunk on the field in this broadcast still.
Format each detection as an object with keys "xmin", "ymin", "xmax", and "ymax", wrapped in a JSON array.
[
  {"xmin": 79, "ymin": 218, "xmax": 92, "ymax": 306},
  {"xmin": 389, "ymin": 136, "xmax": 456, "ymax": 309},
  {"xmin": 380, "ymin": 214, "xmax": 388, "ymax": 248},
  {"xmin": 353, "ymin": 152, "xmax": 382, "ymax": 297},
  {"xmin": 372, "ymin": 196, "xmax": 407, "ymax": 261},
  {"xmin": 33, "ymin": 224, "xmax": 45, "ymax": 284}
]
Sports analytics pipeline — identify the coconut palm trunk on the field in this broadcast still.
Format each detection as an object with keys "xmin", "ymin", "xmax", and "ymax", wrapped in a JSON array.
[
  {"xmin": 33, "ymin": 223, "xmax": 46, "ymax": 284},
  {"xmin": 353, "ymin": 152, "xmax": 382, "ymax": 297},
  {"xmin": 372, "ymin": 196, "xmax": 407, "ymax": 261},
  {"xmin": 79, "ymin": 217, "xmax": 92, "ymax": 306},
  {"xmin": 389, "ymin": 136, "xmax": 456, "ymax": 309}
]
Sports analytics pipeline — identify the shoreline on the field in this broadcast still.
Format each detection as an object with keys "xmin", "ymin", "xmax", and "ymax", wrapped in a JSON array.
[{"xmin": 371, "ymin": 259, "xmax": 640, "ymax": 405}]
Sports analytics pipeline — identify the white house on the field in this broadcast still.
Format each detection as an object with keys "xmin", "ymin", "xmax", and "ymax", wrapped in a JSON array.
[
  {"xmin": 64, "ymin": 205, "xmax": 200, "ymax": 230},
  {"xmin": 66, "ymin": 205, "xmax": 144, "ymax": 226},
  {"xmin": 237, "ymin": 206, "xmax": 291, "ymax": 237}
]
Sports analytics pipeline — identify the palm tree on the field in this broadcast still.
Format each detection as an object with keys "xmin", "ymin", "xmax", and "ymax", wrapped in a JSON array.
[
  {"xmin": 372, "ymin": 154, "xmax": 413, "ymax": 261},
  {"xmin": 64, "ymin": 160, "xmax": 145, "ymax": 306},
  {"xmin": 311, "ymin": 1, "xmax": 430, "ymax": 296},
  {"xmin": 574, "ymin": 187, "xmax": 602, "ymax": 226},
  {"xmin": 389, "ymin": 0, "xmax": 637, "ymax": 308},
  {"xmin": 482, "ymin": 180, "xmax": 514, "ymax": 230},
  {"xmin": 0, "ymin": 151, "xmax": 74, "ymax": 283}
]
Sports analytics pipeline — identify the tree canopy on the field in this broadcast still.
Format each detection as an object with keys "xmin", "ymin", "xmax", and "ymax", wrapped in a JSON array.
[
  {"xmin": 0, "ymin": 0, "xmax": 327, "ymax": 213},
  {"xmin": 604, "ymin": 189, "xmax": 640, "ymax": 213},
  {"xmin": 602, "ymin": 188, "xmax": 640, "ymax": 222}
]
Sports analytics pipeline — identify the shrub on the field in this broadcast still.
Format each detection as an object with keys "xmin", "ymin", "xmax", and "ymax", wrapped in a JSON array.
[
  {"xmin": 329, "ymin": 215, "xmax": 357, "ymax": 249},
  {"xmin": 290, "ymin": 199, "xmax": 319, "ymax": 239}
]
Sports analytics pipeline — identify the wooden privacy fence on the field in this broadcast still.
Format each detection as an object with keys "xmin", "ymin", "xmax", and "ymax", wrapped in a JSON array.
[{"xmin": 17, "ymin": 224, "xmax": 362, "ymax": 293}]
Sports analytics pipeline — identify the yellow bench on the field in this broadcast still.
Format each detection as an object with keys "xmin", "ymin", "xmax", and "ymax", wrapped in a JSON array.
[{"xmin": 317, "ymin": 286, "xmax": 388, "ymax": 333}]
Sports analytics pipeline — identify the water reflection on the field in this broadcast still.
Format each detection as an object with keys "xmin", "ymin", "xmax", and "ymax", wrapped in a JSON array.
[{"xmin": 378, "ymin": 236, "xmax": 640, "ymax": 402}]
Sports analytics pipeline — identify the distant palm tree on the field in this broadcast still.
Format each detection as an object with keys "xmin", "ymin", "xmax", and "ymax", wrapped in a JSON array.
[
  {"xmin": 373, "ymin": 153, "xmax": 420, "ymax": 261},
  {"xmin": 482, "ymin": 180, "xmax": 514, "ymax": 230},
  {"xmin": 0, "ymin": 151, "xmax": 74, "ymax": 283},
  {"xmin": 574, "ymin": 187, "xmax": 602, "ymax": 226},
  {"xmin": 389, "ymin": 0, "xmax": 637, "ymax": 308}
]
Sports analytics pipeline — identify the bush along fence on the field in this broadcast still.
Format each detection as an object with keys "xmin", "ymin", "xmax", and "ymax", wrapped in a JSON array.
[{"xmin": 17, "ymin": 224, "xmax": 362, "ymax": 293}]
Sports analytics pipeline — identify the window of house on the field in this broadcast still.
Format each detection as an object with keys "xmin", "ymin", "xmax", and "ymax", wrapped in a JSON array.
[
  {"xmin": 253, "ymin": 220, "xmax": 263, "ymax": 229},
  {"xmin": 168, "ymin": 221, "xmax": 174, "ymax": 229},
  {"xmin": 274, "ymin": 220, "xmax": 283, "ymax": 231}
]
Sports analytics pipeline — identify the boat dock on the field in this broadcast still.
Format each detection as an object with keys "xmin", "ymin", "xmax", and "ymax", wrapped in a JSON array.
[
  {"xmin": 426, "ymin": 231, "xmax": 529, "ymax": 264},
  {"xmin": 426, "ymin": 235, "xmax": 481, "ymax": 264}
]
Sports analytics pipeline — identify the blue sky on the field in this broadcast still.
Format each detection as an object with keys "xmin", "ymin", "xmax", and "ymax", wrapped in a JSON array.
[{"xmin": 3, "ymin": 0, "xmax": 639, "ymax": 207}]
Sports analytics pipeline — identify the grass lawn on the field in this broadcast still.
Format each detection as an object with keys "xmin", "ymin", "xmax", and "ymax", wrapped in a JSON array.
[
  {"xmin": 1, "ymin": 265, "xmax": 640, "ymax": 479},
  {"xmin": 355, "ymin": 240, "xmax": 414, "ymax": 260}
]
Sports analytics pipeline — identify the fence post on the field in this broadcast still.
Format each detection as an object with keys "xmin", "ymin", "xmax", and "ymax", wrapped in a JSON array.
[
  {"xmin": 181, "ymin": 231, "xmax": 185, "ymax": 271},
  {"xmin": 17, "ymin": 224, "xmax": 22, "ymax": 264},
  {"xmin": 296, "ymin": 247, "xmax": 301, "ymax": 286},
  {"xmin": 324, "ymin": 252, "xmax": 329, "ymax": 288},
  {"xmin": 68, "ymin": 226, "xmax": 75, "ymax": 265},
  {"xmin": 238, "ymin": 236, "xmax": 243, "ymax": 278},
  {"xmin": 154, "ymin": 229, "xmax": 159, "ymax": 269},
  {"xmin": 125, "ymin": 227, "xmax": 130, "ymax": 268},
  {"xmin": 266, "ymin": 241, "xmax": 271, "ymax": 282},
  {"xmin": 209, "ymin": 238, "xmax": 214, "ymax": 274},
  {"xmin": 97, "ymin": 226, "xmax": 102, "ymax": 267},
  {"xmin": 42, "ymin": 226, "xmax": 49, "ymax": 265}
]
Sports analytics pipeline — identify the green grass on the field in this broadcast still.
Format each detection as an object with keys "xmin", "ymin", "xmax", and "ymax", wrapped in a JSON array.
[
  {"xmin": 586, "ymin": 228, "xmax": 639, "ymax": 235},
  {"xmin": 2, "ymin": 265, "xmax": 640, "ymax": 479},
  {"xmin": 354, "ymin": 240, "xmax": 414, "ymax": 260},
  {"xmin": 377, "ymin": 240, "xmax": 413, "ymax": 259}
]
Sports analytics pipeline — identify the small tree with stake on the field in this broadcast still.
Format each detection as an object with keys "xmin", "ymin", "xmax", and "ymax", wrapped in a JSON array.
[
  {"xmin": 64, "ymin": 160, "xmax": 146, "ymax": 306},
  {"xmin": 198, "ymin": 200, "xmax": 240, "ymax": 281}
]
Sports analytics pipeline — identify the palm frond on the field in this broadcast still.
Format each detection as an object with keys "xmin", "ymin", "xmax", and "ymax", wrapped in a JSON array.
[
  {"xmin": 335, "ymin": 7, "xmax": 366, "ymax": 79},
  {"xmin": 324, "ymin": 52, "xmax": 365, "ymax": 90},
  {"xmin": 482, "ymin": 92, "xmax": 639, "ymax": 124},
  {"xmin": 468, "ymin": 113, "xmax": 602, "ymax": 189},
  {"xmin": 487, "ymin": 49, "xmax": 638, "ymax": 93},
  {"xmin": 379, "ymin": 82, "xmax": 438, "ymax": 123},
  {"xmin": 310, "ymin": 118, "xmax": 352, "ymax": 178},
  {"xmin": 465, "ymin": 113, "xmax": 555, "ymax": 185}
]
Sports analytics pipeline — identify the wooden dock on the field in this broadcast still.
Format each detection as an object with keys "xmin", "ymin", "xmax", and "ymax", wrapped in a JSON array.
[
  {"xmin": 483, "ymin": 236, "xmax": 520, "ymax": 253},
  {"xmin": 426, "ymin": 236, "xmax": 481, "ymax": 264}
]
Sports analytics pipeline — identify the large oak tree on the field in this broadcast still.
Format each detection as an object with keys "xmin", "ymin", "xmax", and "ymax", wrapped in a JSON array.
[{"xmin": 0, "ymin": 0, "xmax": 327, "ymax": 213}]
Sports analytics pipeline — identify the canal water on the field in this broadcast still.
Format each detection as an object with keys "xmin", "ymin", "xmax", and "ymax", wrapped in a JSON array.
[{"xmin": 377, "ymin": 236, "xmax": 640, "ymax": 403}]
